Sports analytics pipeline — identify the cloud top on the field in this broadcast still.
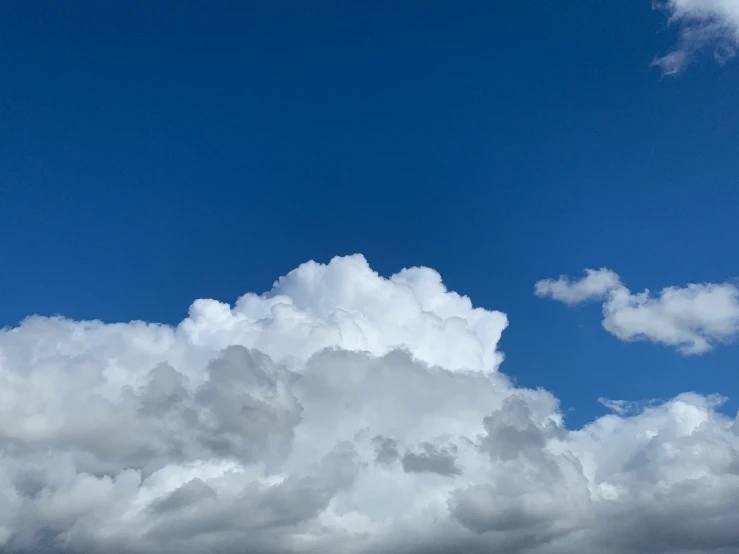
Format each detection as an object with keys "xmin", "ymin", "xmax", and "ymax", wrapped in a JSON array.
[
  {"xmin": 183, "ymin": 253, "xmax": 508, "ymax": 373},
  {"xmin": 0, "ymin": 255, "xmax": 738, "ymax": 553}
]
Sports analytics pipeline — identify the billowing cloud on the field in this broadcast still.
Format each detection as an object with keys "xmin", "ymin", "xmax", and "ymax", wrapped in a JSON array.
[
  {"xmin": 0, "ymin": 254, "xmax": 738, "ymax": 553},
  {"xmin": 653, "ymin": 0, "xmax": 739, "ymax": 75},
  {"xmin": 535, "ymin": 268, "xmax": 739, "ymax": 354}
]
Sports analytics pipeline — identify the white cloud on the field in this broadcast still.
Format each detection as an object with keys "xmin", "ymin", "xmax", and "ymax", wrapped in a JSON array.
[
  {"xmin": 598, "ymin": 396, "xmax": 662, "ymax": 416},
  {"xmin": 653, "ymin": 0, "xmax": 739, "ymax": 75},
  {"xmin": 0, "ymin": 254, "xmax": 738, "ymax": 553},
  {"xmin": 534, "ymin": 269, "xmax": 622, "ymax": 305},
  {"xmin": 535, "ymin": 268, "xmax": 739, "ymax": 354},
  {"xmin": 603, "ymin": 282, "xmax": 739, "ymax": 354},
  {"xmin": 182, "ymin": 253, "xmax": 508, "ymax": 373}
]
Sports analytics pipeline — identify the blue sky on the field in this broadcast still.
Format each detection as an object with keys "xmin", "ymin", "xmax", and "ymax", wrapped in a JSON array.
[
  {"xmin": 4, "ymin": 3, "xmax": 739, "ymax": 553},
  {"xmin": 2, "ymin": 0, "xmax": 738, "ymax": 433}
]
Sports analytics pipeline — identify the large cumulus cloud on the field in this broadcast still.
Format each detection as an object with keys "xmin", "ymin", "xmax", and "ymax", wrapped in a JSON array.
[{"xmin": 1, "ymin": 254, "xmax": 738, "ymax": 554}]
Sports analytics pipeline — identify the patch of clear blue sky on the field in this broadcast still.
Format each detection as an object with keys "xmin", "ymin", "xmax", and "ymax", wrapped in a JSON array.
[{"xmin": 1, "ymin": 1, "xmax": 737, "ymax": 427}]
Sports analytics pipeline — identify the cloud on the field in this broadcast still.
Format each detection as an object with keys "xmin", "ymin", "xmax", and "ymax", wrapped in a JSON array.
[
  {"xmin": 535, "ymin": 268, "xmax": 739, "ymax": 354},
  {"xmin": 603, "ymin": 282, "xmax": 739, "ymax": 354},
  {"xmin": 401, "ymin": 442, "xmax": 462, "ymax": 476},
  {"xmin": 653, "ymin": 0, "xmax": 739, "ymax": 75},
  {"xmin": 534, "ymin": 269, "xmax": 622, "ymax": 305},
  {"xmin": 598, "ymin": 397, "xmax": 662, "ymax": 416},
  {"xmin": 0, "ymin": 254, "xmax": 738, "ymax": 553}
]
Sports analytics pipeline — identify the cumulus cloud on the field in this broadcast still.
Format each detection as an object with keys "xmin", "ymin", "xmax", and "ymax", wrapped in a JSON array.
[
  {"xmin": 653, "ymin": 0, "xmax": 739, "ymax": 75},
  {"xmin": 0, "ymin": 254, "xmax": 738, "ymax": 553},
  {"xmin": 536, "ymin": 268, "xmax": 739, "ymax": 354}
]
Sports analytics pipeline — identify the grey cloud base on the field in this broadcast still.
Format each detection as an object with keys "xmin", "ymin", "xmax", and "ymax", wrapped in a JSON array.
[{"xmin": 1, "ymin": 255, "xmax": 739, "ymax": 554}]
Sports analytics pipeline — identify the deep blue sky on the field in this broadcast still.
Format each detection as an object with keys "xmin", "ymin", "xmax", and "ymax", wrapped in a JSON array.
[{"xmin": 1, "ymin": 1, "xmax": 738, "ymax": 427}]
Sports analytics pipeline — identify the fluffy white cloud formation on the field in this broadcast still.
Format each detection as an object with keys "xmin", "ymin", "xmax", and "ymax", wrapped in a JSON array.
[
  {"xmin": 1, "ymin": 254, "xmax": 739, "ymax": 554},
  {"xmin": 653, "ymin": 0, "xmax": 739, "ymax": 75},
  {"xmin": 535, "ymin": 268, "xmax": 739, "ymax": 354}
]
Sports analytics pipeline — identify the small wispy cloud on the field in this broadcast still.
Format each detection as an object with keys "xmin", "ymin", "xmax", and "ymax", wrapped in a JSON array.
[
  {"xmin": 598, "ymin": 396, "xmax": 662, "ymax": 416},
  {"xmin": 653, "ymin": 0, "xmax": 739, "ymax": 75},
  {"xmin": 534, "ymin": 268, "xmax": 622, "ymax": 306}
]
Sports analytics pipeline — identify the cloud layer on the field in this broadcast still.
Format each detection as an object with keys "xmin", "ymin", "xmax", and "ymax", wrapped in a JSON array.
[
  {"xmin": 536, "ymin": 268, "xmax": 739, "ymax": 354},
  {"xmin": 654, "ymin": 0, "xmax": 739, "ymax": 74},
  {"xmin": 1, "ymin": 255, "xmax": 738, "ymax": 553}
]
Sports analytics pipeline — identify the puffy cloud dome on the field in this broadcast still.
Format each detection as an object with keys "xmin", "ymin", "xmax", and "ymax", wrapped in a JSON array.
[{"xmin": 0, "ymin": 255, "xmax": 737, "ymax": 554}]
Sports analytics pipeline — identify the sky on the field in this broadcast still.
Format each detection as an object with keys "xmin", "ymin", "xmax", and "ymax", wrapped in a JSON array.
[{"xmin": 0, "ymin": 1, "xmax": 739, "ymax": 553}]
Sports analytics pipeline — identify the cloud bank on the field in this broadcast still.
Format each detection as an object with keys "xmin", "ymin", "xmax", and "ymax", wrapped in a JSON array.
[
  {"xmin": 536, "ymin": 268, "xmax": 739, "ymax": 354},
  {"xmin": 1, "ymin": 254, "xmax": 738, "ymax": 554},
  {"xmin": 654, "ymin": 0, "xmax": 739, "ymax": 75}
]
